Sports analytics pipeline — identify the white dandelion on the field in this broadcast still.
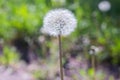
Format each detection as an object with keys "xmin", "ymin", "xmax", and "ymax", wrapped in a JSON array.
[
  {"xmin": 98, "ymin": 1, "xmax": 111, "ymax": 12},
  {"xmin": 89, "ymin": 45, "xmax": 103, "ymax": 55},
  {"xmin": 41, "ymin": 8, "xmax": 77, "ymax": 36},
  {"xmin": 41, "ymin": 9, "xmax": 77, "ymax": 80}
]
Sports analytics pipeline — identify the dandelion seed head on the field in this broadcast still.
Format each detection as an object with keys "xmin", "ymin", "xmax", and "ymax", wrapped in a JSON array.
[
  {"xmin": 98, "ymin": 1, "xmax": 111, "ymax": 12},
  {"xmin": 89, "ymin": 45, "xmax": 103, "ymax": 55},
  {"xmin": 42, "ymin": 9, "xmax": 77, "ymax": 36}
]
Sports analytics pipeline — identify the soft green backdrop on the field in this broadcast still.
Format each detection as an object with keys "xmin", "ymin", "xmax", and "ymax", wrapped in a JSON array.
[{"xmin": 0, "ymin": 0, "xmax": 120, "ymax": 65}]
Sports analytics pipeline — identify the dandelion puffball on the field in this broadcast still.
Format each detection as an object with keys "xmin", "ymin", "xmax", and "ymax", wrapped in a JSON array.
[
  {"xmin": 98, "ymin": 1, "xmax": 111, "ymax": 12},
  {"xmin": 41, "ymin": 9, "xmax": 77, "ymax": 36}
]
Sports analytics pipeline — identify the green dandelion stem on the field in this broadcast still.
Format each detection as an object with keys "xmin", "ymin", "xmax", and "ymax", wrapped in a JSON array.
[{"xmin": 58, "ymin": 35, "xmax": 64, "ymax": 80}]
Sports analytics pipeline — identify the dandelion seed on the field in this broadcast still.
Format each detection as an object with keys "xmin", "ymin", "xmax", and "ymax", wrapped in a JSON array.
[{"xmin": 42, "ymin": 9, "xmax": 77, "ymax": 36}]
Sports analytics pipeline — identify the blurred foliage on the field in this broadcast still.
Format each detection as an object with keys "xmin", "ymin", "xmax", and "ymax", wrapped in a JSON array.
[
  {"xmin": 0, "ymin": 46, "xmax": 19, "ymax": 65},
  {"xmin": 0, "ymin": 0, "xmax": 120, "ymax": 65},
  {"xmin": 80, "ymin": 68, "xmax": 115, "ymax": 80}
]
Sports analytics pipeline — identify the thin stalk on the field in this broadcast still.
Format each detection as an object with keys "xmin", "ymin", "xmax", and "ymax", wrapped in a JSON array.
[
  {"xmin": 58, "ymin": 35, "xmax": 64, "ymax": 80},
  {"xmin": 92, "ymin": 54, "xmax": 96, "ymax": 80},
  {"xmin": 5, "ymin": 53, "xmax": 9, "ymax": 68}
]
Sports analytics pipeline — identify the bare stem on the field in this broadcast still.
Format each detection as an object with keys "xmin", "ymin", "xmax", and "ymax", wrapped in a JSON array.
[
  {"xmin": 58, "ymin": 35, "xmax": 64, "ymax": 80},
  {"xmin": 92, "ymin": 55, "xmax": 96, "ymax": 80}
]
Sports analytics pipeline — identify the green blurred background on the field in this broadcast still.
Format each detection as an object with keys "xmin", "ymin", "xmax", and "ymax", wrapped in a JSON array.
[{"xmin": 0, "ymin": 0, "xmax": 120, "ymax": 80}]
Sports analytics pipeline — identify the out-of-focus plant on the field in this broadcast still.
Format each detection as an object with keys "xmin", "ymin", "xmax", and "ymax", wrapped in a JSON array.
[
  {"xmin": 0, "ymin": 46, "xmax": 19, "ymax": 66},
  {"xmin": 79, "ymin": 68, "xmax": 115, "ymax": 80},
  {"xmin": 33, "ymin": 70, "xmax": 47, "ymax": 80},
  {"xmin": 0, "ymin": 0, "xmax": 50, "ymax": 41},
  {"xmin": 0, "ymin": 0, "xmax": 50, "ymax": 59}
]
